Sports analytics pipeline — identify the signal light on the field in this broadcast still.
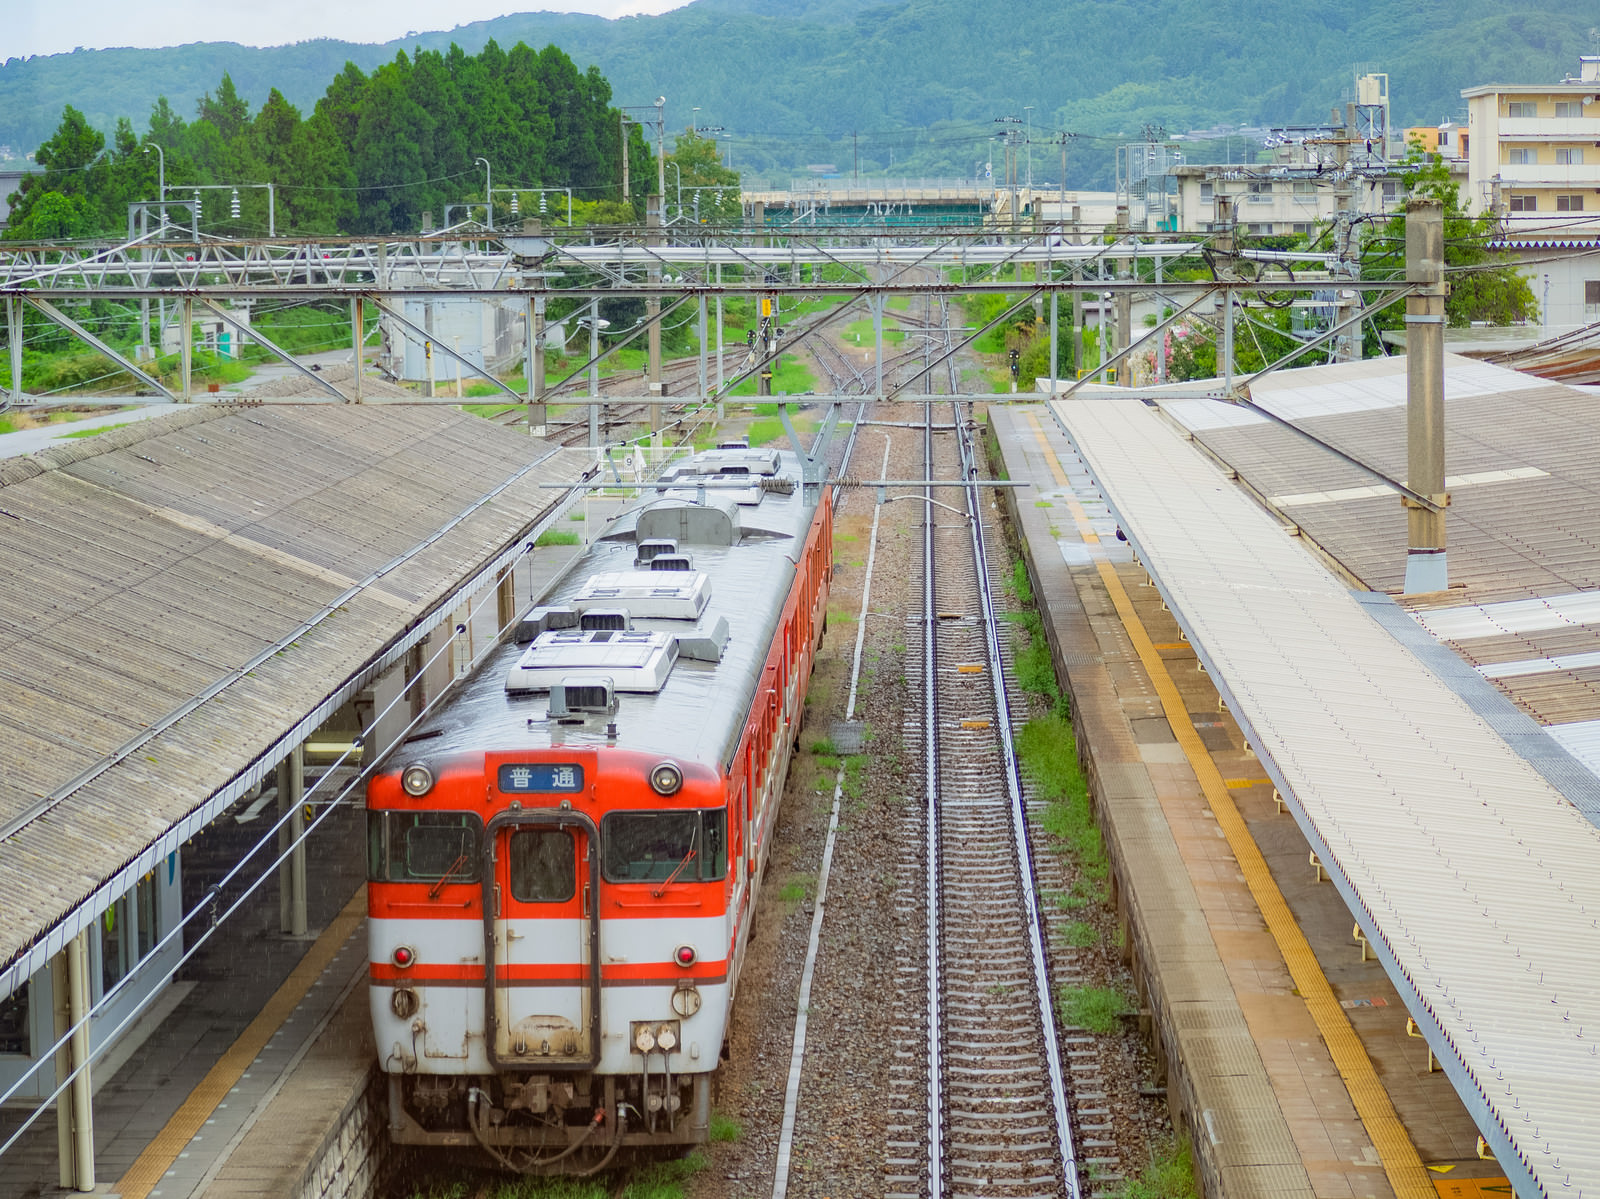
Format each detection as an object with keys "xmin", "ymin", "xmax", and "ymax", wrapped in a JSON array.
[
  {"xmin": 393, "ymin": 945, "xmax": 415, "ymax": 968},
  {"xmin": 674, "ymin": 944, "xmax": 697, "ymax": 967}
]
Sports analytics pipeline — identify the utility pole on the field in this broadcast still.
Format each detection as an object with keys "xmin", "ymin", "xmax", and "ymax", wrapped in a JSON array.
[
  {"xmin": 853, "ymin": 131, "xmax": 859, "ymax": 183},
  {"xmin": 647, "ymin": 194, "xmax": 663, "ymax": 443},
  {"xmin": 1403, "ymin": 198, "xmax": 1448, "ymax": 594},
  {"xmin": 1114, "ymin": 206, "xmax": 1131, "ymax": 385},
  {"xmin": 1215, "ymin": 195, "xmax": 1236, "ymax": 390},
  {"xmin": 654, "ymin": 97, "xmax": 667, "ymax": 202},
  {"xmin": 1332, "ymin": 103, "xmax": 1358, "ymax": 362},
  {"xmin": 620, "ymin": 114, "xmax": 632, "ymax": 201}
]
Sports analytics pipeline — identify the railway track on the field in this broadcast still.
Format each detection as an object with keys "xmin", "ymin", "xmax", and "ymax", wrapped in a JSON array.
[{"xmin": 878, "ymin": 402, "xmax": 1079, "ymax": 1199}]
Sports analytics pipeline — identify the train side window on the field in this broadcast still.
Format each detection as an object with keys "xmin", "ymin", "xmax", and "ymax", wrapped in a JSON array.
[
  {"xmin": 509, "ymin": 829, "xmax": 576, "ymax": 902},
  {"xmin": 601, "ymin": 810, "xmax": 729, "ymax": 883},
  {"xmin": 369, "ymin": 811, "xmax": 483, "ymax": 883}
]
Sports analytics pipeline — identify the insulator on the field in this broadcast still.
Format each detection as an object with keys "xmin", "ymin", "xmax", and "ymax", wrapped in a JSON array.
[
  {"xmin": 510, "ymin": 192, "xmax": 519, "ymax": 215},
  {"xmin": 229, "ymin": 188, "xmax": 240, "ymax": 218},
  {"xmin": 538, "ymin": 192, "xmax": 547, "ymax": 213}
]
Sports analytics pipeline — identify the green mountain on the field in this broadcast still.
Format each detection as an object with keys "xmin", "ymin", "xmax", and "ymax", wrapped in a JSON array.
[{"xmin": 4, "ymin": 0, "xmax": 1594, "ymax": 189}]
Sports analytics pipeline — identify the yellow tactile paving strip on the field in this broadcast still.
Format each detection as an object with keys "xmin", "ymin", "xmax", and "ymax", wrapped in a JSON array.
[
  {"xmin": 116, "ymin": 891, "xmax": 367, "ymax": 1199},
  {"xmin": 1023, "ymin": 410, "xmax": 1434, "ymax": 1199}
]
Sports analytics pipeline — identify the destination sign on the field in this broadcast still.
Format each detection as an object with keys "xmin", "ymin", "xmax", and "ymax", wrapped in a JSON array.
[{"xmin": 497, "ymin": 763, "xmax": 584, "ymax": 793}]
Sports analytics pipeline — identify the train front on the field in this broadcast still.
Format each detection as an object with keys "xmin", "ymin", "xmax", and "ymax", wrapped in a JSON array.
[{"xmin": 369, "ymin": 735, "xmax": 730, "ymax": 1167}]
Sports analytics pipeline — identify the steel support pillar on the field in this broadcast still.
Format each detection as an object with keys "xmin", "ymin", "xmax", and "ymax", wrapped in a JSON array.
[
  {"xmin": 180, "ymin": 296, "xmax": 193, "ymax": 401},
  {"xmin": 871, "ymin": 294, "xmax": 884, "ymax": 399},
  {"xmin": 527, "ymin": 293, "xmax": 546, "ymax": 435},
  {"xmin": 697, "ymin": 292, "xmax": 708, "ymax": 404},
  {"xmin": 588, "ymin": 300, "xmax": 600, "ymax": 449},
  {"xmin": 52, "ymin": 933, "xmax": 94, "ymax": 1191},
  {"xmin": 646, "ymin": 195, "xmax": 662, "ymax": 439},
  {"xmin": 1403, "ymin": 198, "xmax": 1448, "ymax": 594},
  {"xmin": 7, "ymin": 297, "xmax": 23, "ymax": 402},
  {"xmin": 715, "ymin": 261, "xmax": 725, "ymax": 418},
  {"xmin": 277, "ymin": 745, "xmax": 307, "ymax": 937}
]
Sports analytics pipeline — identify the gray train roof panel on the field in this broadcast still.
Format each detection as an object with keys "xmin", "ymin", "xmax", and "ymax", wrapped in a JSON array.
[
  {"xmin": 0, "ymin": 405, "xmax": 588, "ymax": 990},
  {"xmin": 407, "ymin": 453, "xmax": 821, "ymax": 770},
  {"xmin": 1056, "ymin": 393, "xmax": 1600, "ymax": 1197}
]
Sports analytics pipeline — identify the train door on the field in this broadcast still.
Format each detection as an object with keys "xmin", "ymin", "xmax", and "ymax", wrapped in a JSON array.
[{"xmin": 483, "ymin": 810, "xmax": 600, "ymax": 1069}]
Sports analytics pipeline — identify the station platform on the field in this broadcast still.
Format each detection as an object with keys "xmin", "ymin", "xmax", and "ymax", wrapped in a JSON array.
[
  {"xmin": 990, "ymin": 404, "xmax": 1504, "ymax": 1199},
  {"xmin": 0, "ymin": 527, "xmax": 607, "ymax": 1199}
]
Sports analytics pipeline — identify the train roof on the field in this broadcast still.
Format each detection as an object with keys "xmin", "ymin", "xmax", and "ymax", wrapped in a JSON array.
[{"xmin": 401, "ymin": 447, "xmax": 823, "ymax": 773}]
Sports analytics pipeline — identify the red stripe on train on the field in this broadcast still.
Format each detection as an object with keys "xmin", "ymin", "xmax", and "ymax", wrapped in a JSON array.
[{"xmin": 370, "ymin": 959, "xmax": 729, "ymax": 984}]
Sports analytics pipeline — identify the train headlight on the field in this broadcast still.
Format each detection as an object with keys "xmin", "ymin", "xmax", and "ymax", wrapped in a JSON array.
[
  {"xmin": 634, "ymin": 1024, "xmax": 656, "ymax": 1053},
  {"xmin": 392, "ymin": 945, "xmax": 416, "ymax": 969},
  {"xmin": 649, "ymin": 761, "xmax": 683, "ymax": 796},
  {"xmin": 400, "ymin": 764, "xmax": 435, "ymax": 797},
  {"xmin": 673, "ymin": 943, "xmax": 697, "ymax": 967}
]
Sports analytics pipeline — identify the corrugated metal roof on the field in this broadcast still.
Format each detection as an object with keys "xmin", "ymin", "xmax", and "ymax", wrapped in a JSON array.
[
  {"xmin": 0, "ymin": 405, "xmax": 587, "ymax": 992},
  {"xmin": 1158, "ymin": 355, "xmax": 1600, "ymax": 728},
  {"xmin": 1055, "ymin": 395, "xmax": 1600, "ymax": 1198}
]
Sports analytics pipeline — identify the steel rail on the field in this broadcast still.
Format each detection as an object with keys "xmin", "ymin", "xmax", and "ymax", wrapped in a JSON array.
[
  {"xmin": 921, "ymin": 392, "xmax": 946, "ymax": 1198},
  {"xmin": 955, "ymin": 401, "xmax": 1081, "ymax": 1198}
]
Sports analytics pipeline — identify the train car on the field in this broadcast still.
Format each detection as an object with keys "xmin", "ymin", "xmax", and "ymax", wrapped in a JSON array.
[{"xmin": 366, "ymin": 444, "xmax": 831, "ymax": 1172}]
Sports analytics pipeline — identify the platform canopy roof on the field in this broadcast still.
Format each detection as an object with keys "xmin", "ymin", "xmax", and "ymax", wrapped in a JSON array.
[
  {"xmin": 0, "ymin": 406, "xmax": 588, "ymax": 999},
  {"xmin": 1054, "ymin": 381, "xmax": 1600, "ymax": 1199}
]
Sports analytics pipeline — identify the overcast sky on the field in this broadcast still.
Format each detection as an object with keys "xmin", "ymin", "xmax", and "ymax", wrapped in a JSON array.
[{"xmin": 8, "ymin": 1, "xmax": 693, "ymax": 60}]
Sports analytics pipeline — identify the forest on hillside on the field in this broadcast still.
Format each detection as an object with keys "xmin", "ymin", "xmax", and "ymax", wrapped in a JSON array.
[
  {"xmin": 2, "ymin": 0, "xmax": 1596, "ymax": 189},
  {"xmin": 3, "ymin": 41, "xmax": 664, "ymax": 240}
]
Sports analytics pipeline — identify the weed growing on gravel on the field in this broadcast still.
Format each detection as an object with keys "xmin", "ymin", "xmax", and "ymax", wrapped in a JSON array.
[
  {"xmin": 709, "ymin": 1111, "xmax": 743, "ymax": 1143},
  {"xmin": 1059, "ymin": 920, "xmax": 1098, "ymax": 948},
  {"xmin": 1103, "ymin": 1133, "xmax": 1197, "ymax": 1199},
  {"xmin": 534, "ymin": 529, "xmax": 580, "ymax": 547},
  {"xmin": 777, "ymin": 875, "xmax": 811, "ymax": 904},
  {"xmin": 1008, "ymin": 560, "xmax": 1034, "ymax": 605},
  {"xmin": 462, "ymin": 1178, "xmax": 607, "ymax": 1199},
  {"xmin": 811, "ymin": 737, "xmax": 837, "ymax": 755},
  {"xmin": 1056, "ymin": 984, "xmax": 1131, "ymax": 1034},
  {"xmin": 1019, "ymin": 715, "xmax": 1105, "ymax": 881},
  {"xmin": 621, "ymin": 1150, "xmax": 709, "ymax": 1199},
  {"xmin": 841, "ymin": 755, "xmax": 868, "ymax": 799}
]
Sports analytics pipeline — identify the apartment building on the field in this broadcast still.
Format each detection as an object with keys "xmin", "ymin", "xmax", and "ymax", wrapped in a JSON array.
[
  {"xmin": 1462, "ymin": 56, "xmax": 1600, "ymax": 224},
  {"xmin": 1462, "ymin": 56, "xmax": 1600, "ymax": 332}
]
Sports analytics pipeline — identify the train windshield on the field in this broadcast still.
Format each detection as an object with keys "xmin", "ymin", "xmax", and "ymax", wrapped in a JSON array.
[
  {"xmin": 368, "ymin": 811, "xmax": 483, "ymax": 883},
  {"xmin": 601, "ymin": 810, "xmax": 728, "ymax": 883}
]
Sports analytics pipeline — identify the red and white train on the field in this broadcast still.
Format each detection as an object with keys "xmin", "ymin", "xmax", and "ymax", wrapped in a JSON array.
[{"xmin": 366, "ymin": 444, "xmax": 831, "ymax": 1172}]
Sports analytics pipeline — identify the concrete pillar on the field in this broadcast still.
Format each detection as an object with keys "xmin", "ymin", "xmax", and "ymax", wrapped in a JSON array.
[
  {"xmin": 1215, "ymin": 196, "xmax": 1236, "ymax": 391},
  {"xmin": 1403, "ymin": 198, "xmax": 1448, "ymax": 594},
  {"xmin": 424, "ymin": 302, "xmax": 436, "ymax": 398},
  {"xmin": 9, "ymin": 297, "xmax": 24, "ymax": 401},
  {"xmin": 180, "ymin": 296, "xmax": 193, "ymax": 402},
  {"xmin": 351, "ymin": 298, "xmax": 364, "ymax": 403},
  {"xmin": 277, "ymin": 746, "xmax": 307, "ymax": 937}
]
